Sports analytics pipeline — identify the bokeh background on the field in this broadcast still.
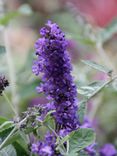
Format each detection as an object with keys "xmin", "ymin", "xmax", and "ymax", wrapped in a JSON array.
[{"xmin": 1, "ymin": 0, "xmax": 117, "ymax": 148}]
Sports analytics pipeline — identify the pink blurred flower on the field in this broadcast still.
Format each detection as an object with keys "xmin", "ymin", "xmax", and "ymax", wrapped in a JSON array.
[{"xmin": 66, "ymin": 0, "xmax": 117, "ymax": 27}]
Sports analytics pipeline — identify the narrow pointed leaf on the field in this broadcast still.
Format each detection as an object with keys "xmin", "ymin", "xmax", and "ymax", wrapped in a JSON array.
[{"xmin": 81, "ymin": 60, "xmax": 112, "ymax": 76}]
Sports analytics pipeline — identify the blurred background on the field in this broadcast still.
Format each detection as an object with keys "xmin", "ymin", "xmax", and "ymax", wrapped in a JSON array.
[{"xmin": 0, "ymin": 0, "xmax": 117, "ymax": 148}]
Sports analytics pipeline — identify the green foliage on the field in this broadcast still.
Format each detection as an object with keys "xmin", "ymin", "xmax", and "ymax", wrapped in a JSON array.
[
  {"xmin": 0, "ymin": 4, "xmax": 32, "ymax": 26},
  {"xmin": 0, "ymin": 116, "xmax": 8, "ymax": 125},
  {"xmin": 12, "ymin": 141, "xmax": 29, "ymax": 156},
  {"xmin": 68, "ymin": 128, "xmax": 95, "ymax": 155},
  {"xmin": 0, "ymin": 121, "xmax": 14, "ymax": 133},
  {"xmin": 57, "ymin": 128, "xmax": 95, "ymax": 156},
  {"xmin": 0, "ymin": 12, "xmax": 19, "ymax": 26},
  {"xmin": 77, "ymin": 81, "xmax": 104, "ymax": 98}
]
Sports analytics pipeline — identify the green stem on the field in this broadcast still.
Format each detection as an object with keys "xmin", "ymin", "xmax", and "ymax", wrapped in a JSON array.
[
  {"xmin": 88, "ymin": 75, "xmax": 117, "ymax": 100},
  {"xmin": 3, "ymin": 92, "xmax": 17, "ymax": 116},
  {"xmin": 0, "ymin": 121, "xmax": 14, "ymax": 129},
  {"xmin": 4, "ymin": 29, "xmax": 19, "ymax": 117},
  {"xmin": 0, "ymin": 127, "xmax": 17, "ymax": 149},
  {"xmin": 66, "ymin": 140, "xmax": 69, "ymax": 154},
  {"xmin": 45, "ymin": 124, "xmax": 59, "ymax": 138},
  {"xmin": 0, "ymin": 116, "xmax": 28, "ymax": 150},
  {"xmin": 45, "ymin": 124, "xmax": 67, "ymax": 153},
  {"xmin": 86, "ymin": 75, "xmax": 117, "ymax": 120}
]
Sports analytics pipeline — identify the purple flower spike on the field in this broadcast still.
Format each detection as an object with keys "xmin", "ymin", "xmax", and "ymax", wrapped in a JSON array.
[
  {"xmin": 32, "ymin": 20, "xmax": 79, "ymax": 132},
  {"xmin": 100, "ymin": 144, "xmax": 117, "ymax": 156}
]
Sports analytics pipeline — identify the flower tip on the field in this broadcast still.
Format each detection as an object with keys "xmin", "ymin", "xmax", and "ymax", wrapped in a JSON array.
[
  {"xmin": 47, "ymin": 20, "xmax": 52, "ymax": 25},
  {"xmin": 0, "ymin": 75, "xmax": 9, "ymax": 95}
]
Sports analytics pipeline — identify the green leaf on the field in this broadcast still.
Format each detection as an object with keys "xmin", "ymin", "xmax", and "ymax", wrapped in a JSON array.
[
  {"xmin": 44, "ymin": 110, "xmax": 55, "ymax": 123},
  {"xmin": 78, "ymin": 150, "xmax": 89, "ymax": 156},
  {"xmin": 67, "ymin": 34, "xmax": 95, "ymax": 46},
  {"xmin": 0, "ymin": 126, "xmax": 15, "ymax": 142},
  {"xmin": 13, "ymin": 141, "xmax": 29, "ymax": 156},
  {"xmin": 68, "ymin": 128, "xmax": 95, "ymax": 155},
  {"xmin": 77, "ymin": 81, "xmax": 104, "ymax": 97},
  {"xmin": 0, "ymin": 116, "xmax": 8, "ymax": 125},
  {"xmin": 0, "ymin": 12, "xmax": 19, "ymax": 26},
  {"xmin": 1, "ymin": 131, "xmax": 21, "ymax": 149},
  {"xmin": 57, "ymin": 128, "xmax": 95, "ymax": 156},
  {"xmin": 78, "ymin": 101, "xmax": 87, "ymax": 124},
  {"xmin": 81, "ymin": 60, "xmax": 112, "ymax": 76},
  {"xmin": 0, "ymin": 46, "xmax": 6, "ymax": 54},
  {"xmin": 0, "ymin": 128, "xmax": 30, "ymax": 150},
  {"xmin": 0, "ymin": 145, "xmax": 17, "ymax": 156},
  {"xmin": 0, "ymin": 121, "xmax": 14, "ymax": 133}
]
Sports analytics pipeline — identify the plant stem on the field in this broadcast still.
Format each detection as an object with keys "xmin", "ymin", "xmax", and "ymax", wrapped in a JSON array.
[
  {"xmin": 3, "ymin": 92, "xmax": 17, "ymax": 116},
  {"xmin": 4, "ymin": 28, "xmax": 19, "ymax": 117},
  {"xmin": 66, "ymin": 140, "xmax": 69, "ymax": 154},
  {"xmin": 88, "ymin": 75, "xmax": 117, "ymax": 100},
  {"xmin": 0, "ymin": 116, "xmax": 28, "ymax": 150},
  {"xmin": 0, "ymin": 121, "xmax": 14, "ymax": 129},
  {"xmin": 45, "ymin": 124, "xmax": 67, "ymax": 154},
  {"xmin": 87, "ymin": 75, "xmax": 117, "ymax": 120},
  {"xmin": 45, "ymin": 124, "xmax": 59, "ymax": 138},
  {"xmin": 0, "ymin": 127, "xmax": 17, "ymax": 149}
]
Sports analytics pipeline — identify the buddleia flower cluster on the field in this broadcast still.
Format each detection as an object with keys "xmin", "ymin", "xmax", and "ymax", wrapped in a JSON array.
[
  {"xmin": 32, "ymin": 20, "xmax": 80, "ymax": 155},
  {"xmin": 32, "ymin": 20, "xmax": 79, "ymax": 131},
  {"xmin": 0, "ymin": 75, "xmax": 9, "ymax": 95}
]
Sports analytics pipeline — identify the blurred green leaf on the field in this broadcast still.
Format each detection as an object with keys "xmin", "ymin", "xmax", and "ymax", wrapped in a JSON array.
[
  {"xmin": 1, "ymin": 131, "xmax": 21, "ymax": 149},
  {"xmin": 78, "ymin": 150, "xmax": 89, "ymax": 156},
  {"xmin": 67, "ymin": 33, "xmax": 95, "ymax": 46},
  {"xmin": 0, "ymin": 4, "xmax": 33, "ymax": 26},
  {"xmin": 77, "ymin": 81, "xmax": 104, "ymax": 97},
  {"xmin": 44, "ymin": 110, "xmax": 55, "ymax": 123},
  {"xmin": 0, "ymin": 145, "xmax": 17, "ymax": 156},
  {"xmin": 0, "ymin": 116, "xmax": 8, "ymax": 125},
  {"xmin": 78, "ymin": 101, "xmax": 87, "ymax": 124},
  {"xmin": 0, "ymin": 121, "xmax": 14, "ymax": 133},
  {"xmin": 81, "ymin": 60, "xmax": 112, "ymax": 76},
  {"xmin": 13, "ymin": 141, "xmax": 29, "ymax": 156},
  {"xmin": 0, "ymin": 12, "xmax": 19, "ymax": 26},
  {"xmin": 0, "ymin": 126, "xmax": 14, "ymax": 141}
]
